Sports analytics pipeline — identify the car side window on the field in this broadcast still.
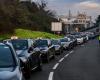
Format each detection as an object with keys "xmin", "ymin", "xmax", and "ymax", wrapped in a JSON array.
[{"xmin": 0, "ymin": 45, "xmax": 15, "ymax": 67}]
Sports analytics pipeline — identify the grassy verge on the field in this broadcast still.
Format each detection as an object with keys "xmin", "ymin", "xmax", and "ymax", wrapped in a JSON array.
[{"xmin": 0, "ymin": 29, "xmax": 63, "ymax": 40}]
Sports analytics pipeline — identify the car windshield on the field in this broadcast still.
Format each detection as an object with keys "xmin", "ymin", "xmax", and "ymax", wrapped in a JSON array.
[
  {"xmin": 67, "ymin": 36, "xmax": 74, "ymax": 39},
  {"xmin": 60, "ymin": 39, "xmax": 68, "ymax": 42},
  {"xmin": 11, "ymin": 40, "xmax": 28, "ymax": 50},
  {"xmin": 34, "ymin": 40, "xmax": 48, "ymax": 47},
  {"xmin": 51, "ymin": 40, "xmax": 59, "ymax": 45},
  {"xmin": 75, "ymin": 35, "xmax": 82, "ymax": 38},
  {"xmin": 0, "ymin": 45, "xmax": 15, "ymax": 67}
]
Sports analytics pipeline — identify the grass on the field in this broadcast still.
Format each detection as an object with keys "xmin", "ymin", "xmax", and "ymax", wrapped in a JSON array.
[
  {"xmin": 0, "ymin": 34, "xmax": 10, "ymax": 41},
  {"xmin": 0, "ymin": 29, "xmax": 63, "ymax": 40}
]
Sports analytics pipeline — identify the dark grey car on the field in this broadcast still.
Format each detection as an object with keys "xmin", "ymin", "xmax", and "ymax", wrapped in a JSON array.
[{"xmin": 34, "ymin": 39, "xmax": 55, "ymax": 62}]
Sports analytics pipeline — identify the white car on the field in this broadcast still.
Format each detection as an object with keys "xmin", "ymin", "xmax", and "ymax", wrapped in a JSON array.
[
  {"xmin": 60, "ymin": 38, "xmax": 73, "ymax": 50},
  {"xmin": 75, "ymin": 35, "xmax": 84, "ymax": 44}
]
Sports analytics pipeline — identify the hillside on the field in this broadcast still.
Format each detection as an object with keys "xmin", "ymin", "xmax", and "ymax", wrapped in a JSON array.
[{"xmin": 0, "ymin": 29, "xmax": 62, "ymax": 40}]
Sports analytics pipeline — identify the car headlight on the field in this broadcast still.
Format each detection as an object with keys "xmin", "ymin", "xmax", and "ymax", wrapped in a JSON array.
[
  {"xmin": 19, "ymin": 57, "xmax": 27, "ymax": 63},
  {"xmin": 64, "ymin": 44, "xmax": 69, "ymax": 47}
]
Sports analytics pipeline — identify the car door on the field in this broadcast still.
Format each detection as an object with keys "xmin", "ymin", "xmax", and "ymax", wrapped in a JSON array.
[
  {"xmin": 48, "ymin": 40, "xmax": 55, "ymax": 58},
  {"xmin": 28, "ymin": 40, "xmax": 38, "ymax": 69}
]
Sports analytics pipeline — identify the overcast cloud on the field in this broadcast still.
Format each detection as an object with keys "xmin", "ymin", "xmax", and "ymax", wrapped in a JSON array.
[{"xmin": 44, "ymin": 0, "xmax": 100, "ymax": 21}]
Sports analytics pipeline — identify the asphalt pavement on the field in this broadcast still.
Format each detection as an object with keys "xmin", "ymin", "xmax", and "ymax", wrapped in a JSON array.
[{"xmin": 30, "ymin": 39, "xmax": 100, "ymax": 80}]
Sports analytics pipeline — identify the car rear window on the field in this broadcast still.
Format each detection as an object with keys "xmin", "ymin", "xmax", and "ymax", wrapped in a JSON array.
[
  {"xmin": 11, "ymin": 40, "xmax": 28, "ymax": 50},
  {"xmin": 34, "ymin": 40, "xmax": 48, "ymax": 47}
]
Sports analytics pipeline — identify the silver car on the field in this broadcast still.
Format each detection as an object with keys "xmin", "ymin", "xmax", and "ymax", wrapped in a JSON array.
[{"xmin": 0, "ymin": 43, "xmax": 24, "ymax": 80}]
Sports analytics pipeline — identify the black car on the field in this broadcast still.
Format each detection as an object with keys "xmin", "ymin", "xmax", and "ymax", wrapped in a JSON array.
[
  {"xmin": 34, "ymin": 39, "xmax": 55, "ymax": 62},
  {"xmin": 4, "ymin": 39, "xmax": 42, "ymax": 78},
  {"xmin": 0, "ymin": 43, "xmax": 24, "ymax": 80},
  {"xmin": 51, "ymin": 39, "xmax": 63, "ymax": 55}
]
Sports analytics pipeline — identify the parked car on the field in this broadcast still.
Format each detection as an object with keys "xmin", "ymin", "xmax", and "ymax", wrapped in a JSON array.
[
  {"xmin": 65, "ymin": 35, "xmax": 77, "ymax": 47},
  {"xmin": 81, "ymin": 34, "xmax": 88, "ymax": 43},
  {"xmin": 74, "ymin": 35, "xmax": 84, "ymax": 44},
  {"xmin": 60, "ymin": 38, "xmax": 73, "ymax": 50},
  {"xmin": 4, "ymin": 39, "xmax": 42, "ymax": 78},
  {"xmin": 51, "ymin": 39, "xmax": 63, "ymax": 55},
  {"xmin": 0, "ymin": 43, "xmax": 24, "ymax": 80},
  {"xmin": 34, "ymin": 39, "xmax": 55, "ymax": 62},
  {"xmin": 85, "ymin": 32, "xmax": 95, "ymax": 39}
]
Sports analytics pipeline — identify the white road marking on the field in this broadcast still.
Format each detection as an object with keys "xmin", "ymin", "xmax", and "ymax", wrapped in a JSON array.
[
  {"xmin": 69, "ymin": 50, "xmax": 74, "ymax": 54},
  {"xmin": 64, "ymin": 54, "xmax": 69, "ymax": 57},
  {"xmin": 53, "ymin": 63, "xmax": 59, "ymax": 70},
  {"xmin": 48, "ymin": 72, "xmax": 54, "ymax": 80},
  {"xmin": 48, "ymin": 50, "xmax": 75, "ymax": 80},
  {"xmin": 59, "ymin": 57, "xmax": 65, "ymax": 62}
]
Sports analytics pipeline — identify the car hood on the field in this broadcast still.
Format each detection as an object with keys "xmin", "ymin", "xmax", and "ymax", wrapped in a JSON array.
[
  {"xmin": 16, "ymin": 50, "xmax": 30, "ymax": 58},
  {"xmin": 53, "ymin": 45, "xmax": 60, "ymax": 47},
  {"xmin": 0, "ymin": 67, "xmax": 17, "ymax": 80}
]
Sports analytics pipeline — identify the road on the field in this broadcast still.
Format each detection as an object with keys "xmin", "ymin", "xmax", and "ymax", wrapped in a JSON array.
[{"xmin": 30, "ymin": 39, "xmax": 100, "ymax": 80}]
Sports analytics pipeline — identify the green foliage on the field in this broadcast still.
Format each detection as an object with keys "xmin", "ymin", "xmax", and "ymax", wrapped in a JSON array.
[
  {"xmin": 0, "ymin": 34, "xmax": 10, "ymax": 40},
  {"xmin": 0, "ymin": 29, "xmax": 62, "ymax": 40},
  {"xmin": 15, "ymin": 29, "xmax": 62, "ymax": 39},
  {"xmin": 0, "ymin": 0, "xmax": 57, "ymax": 33},
  {"xmin": 95, "ymin": 15, "xmax": 100, "ymax": 27}
]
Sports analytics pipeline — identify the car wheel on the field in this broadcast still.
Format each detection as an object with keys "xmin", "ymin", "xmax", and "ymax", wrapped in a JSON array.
[
  {"xmin": 37, "ymin": 56, "xmax": 42, "ymax": 71},
  {"xmin": 52, "ymin": 50, "xmax": 56, "ymax": 59},
  {"xmin": 68, "ymin": 44, "xmax": 72, "ymax": 50},
  {"xmin": 22, "ymin": 76, "xmax": 25, "ymax": 80},
  {"xmin": 57, "ymin": 50, "xmax": 61, "ymax": 55},
  {"xmin": 59, "ymin": 50, "xmax": 62, "ymax": 55},
  {"xmin": 46, "ymin": 53, "xmax": 50, "ymax": 63},
  {"xmin": 24, "ymin": 62, "xmax": 31, "ymax": 79},
  {"xmin": 37, "ymin": 63, "xmax": 42, "ymax": 71}
]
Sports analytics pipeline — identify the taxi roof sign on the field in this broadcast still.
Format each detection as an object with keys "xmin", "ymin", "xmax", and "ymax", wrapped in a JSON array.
[{"xmin": 11, "ymin": 36, "xmax": 18, "ymax": 39}]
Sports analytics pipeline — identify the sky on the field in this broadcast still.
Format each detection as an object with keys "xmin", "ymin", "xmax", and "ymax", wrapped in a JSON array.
[{"xmin": 32, "ymin": 0, "xmax": 100, "ymax": 21}]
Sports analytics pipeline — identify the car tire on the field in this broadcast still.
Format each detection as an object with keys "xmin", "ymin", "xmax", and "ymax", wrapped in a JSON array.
[
  {"xmin": 52, "ymin": 50, "xmax": 56, "ymax": 59},
  {"xmin": 46, "ymin": 54, "xmax": 50, "ymax": 63},
  {"xmin": 22, "ymin": 76, "xmax": 25, "ymax": 80},
  {"xmin": 37, "ymin": 63, "xmax": 42, "ymax": 71},
  {"xmin": 57, "ymin": 50, "xmax": 61, "ymax": 55},
  {"xmin": 24, "ymin": 62, "xmax": 31, "ymax": 79},
  {"xmin": 37, "ymin": 56, "xmax": 42, "ymax": 71}
]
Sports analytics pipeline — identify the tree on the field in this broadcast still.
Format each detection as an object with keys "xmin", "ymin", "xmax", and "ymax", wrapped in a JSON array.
[
  {"xmin": 95, "ymin": 15, "xmax": 100, "ymax": 27},
  {"xmin": 0, "ymin": 0, "xmax": 57, "ymax": 34}
]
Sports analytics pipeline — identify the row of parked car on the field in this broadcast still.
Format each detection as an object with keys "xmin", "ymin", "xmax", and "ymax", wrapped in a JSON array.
[{"xmin": 0, "ymin": 32, "xmax": 96, "ymax": 80}]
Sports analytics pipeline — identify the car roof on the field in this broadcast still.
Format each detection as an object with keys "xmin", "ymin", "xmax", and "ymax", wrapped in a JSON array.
[{"xmin": 0, "ymin": 43, "xmax": 5, "ymax": 45}]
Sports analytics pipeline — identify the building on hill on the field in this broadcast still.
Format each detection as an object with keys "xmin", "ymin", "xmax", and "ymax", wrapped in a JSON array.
[{"xmin": 59, "ymin": 11, "xmax": 94, "ymax": 34}]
